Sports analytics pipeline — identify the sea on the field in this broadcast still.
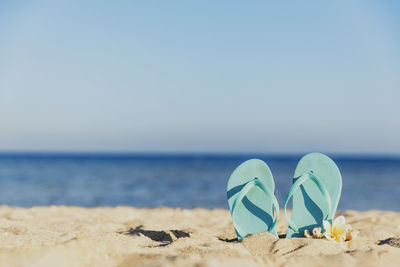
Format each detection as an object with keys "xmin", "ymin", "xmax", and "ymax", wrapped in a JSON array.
[{"xmin": 0, "ymin": 153, "xmax": 399, "ymax": 211}]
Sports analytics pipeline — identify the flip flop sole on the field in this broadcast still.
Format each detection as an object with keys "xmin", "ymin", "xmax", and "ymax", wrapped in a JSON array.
[
  {"xmin": 286, "ymin": 153, "xmax": 342, "ymax": 238},
  {"xmin": 227, "ymin": 159, "xmax": 277, "ymax": 238}
]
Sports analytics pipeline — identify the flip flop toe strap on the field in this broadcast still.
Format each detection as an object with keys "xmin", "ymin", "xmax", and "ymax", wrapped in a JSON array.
[
  {"xmin": 231, "ymin": 178, "xmax": 279, "ymax": 239},
  {"xmin": 284, "ymin": 172, "xmax": 332, "ymax": 233}
]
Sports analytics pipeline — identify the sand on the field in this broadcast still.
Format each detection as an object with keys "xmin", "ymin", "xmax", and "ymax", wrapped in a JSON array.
[{"xmin": 0, "ymin": 206, "xmax": 399, "ymax": 267}]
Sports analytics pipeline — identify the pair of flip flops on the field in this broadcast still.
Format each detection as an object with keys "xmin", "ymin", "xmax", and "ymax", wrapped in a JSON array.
[{"xmin": 227, "ymin": 153, "xmax": 342, "ymax": 240}]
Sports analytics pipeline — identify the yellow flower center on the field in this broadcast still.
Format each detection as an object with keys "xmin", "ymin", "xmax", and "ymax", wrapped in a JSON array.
[{"xmin": 329, "ymin": 225, "xmax": 346, "ymax": 242}]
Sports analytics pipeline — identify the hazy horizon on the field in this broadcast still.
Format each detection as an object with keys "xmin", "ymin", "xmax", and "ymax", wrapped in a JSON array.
[
  {"xmin": 0, "ymin": 150, "xmax": 399, "ymax": 159},
  {"xmin": 1, "ymin": 1, "xmax": 399, "ymax": 155}
]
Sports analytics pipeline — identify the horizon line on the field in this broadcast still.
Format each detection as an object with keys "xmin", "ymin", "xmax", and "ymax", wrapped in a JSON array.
[{"xmin": 0, "ymin": 150, "xmax": 399, "ymax": 160}]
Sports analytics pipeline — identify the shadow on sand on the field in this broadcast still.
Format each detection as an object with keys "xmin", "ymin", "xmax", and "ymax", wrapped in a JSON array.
[{"xmin": 118, "ymin": 225, "xmax": 190, "ymax": 247}]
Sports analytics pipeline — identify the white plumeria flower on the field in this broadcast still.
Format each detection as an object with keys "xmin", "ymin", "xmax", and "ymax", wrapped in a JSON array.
[{"xmin": 323, "ymin": 216, "xmax": 347, "ymax": 242}]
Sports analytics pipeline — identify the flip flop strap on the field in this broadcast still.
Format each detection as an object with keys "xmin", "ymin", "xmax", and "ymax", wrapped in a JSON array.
[
  {"xmin": 231, "ymin": 178, "xmax": 279, "ymax": 239},
  {"xmin": 284, "ymin": 172, "xmax": 332, "ymax": 233}
]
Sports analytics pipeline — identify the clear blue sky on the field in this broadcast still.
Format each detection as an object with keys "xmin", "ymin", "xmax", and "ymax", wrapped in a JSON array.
[{"xmin": 0, "ymin": 1, "xmax": 399, "ymax": 154}]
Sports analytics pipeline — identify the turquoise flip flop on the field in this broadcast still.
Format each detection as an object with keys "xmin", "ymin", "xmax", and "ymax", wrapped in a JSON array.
[
  {"xmin": 227, "ymin": 159, "xmax": 279, "ymax": 240},
  {"xmin": 285, "ymin": 153, "xmax": 342, "ymax": 238}
]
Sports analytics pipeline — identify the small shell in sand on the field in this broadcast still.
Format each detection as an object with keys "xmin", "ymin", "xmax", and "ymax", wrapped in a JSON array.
[
  {"xmin": 304, "ymin": 227, "xmax": 323, "ymax": 239},
  {"xmin": 345, "ymin": 224, "xmax": 358, "ymax": 241}
]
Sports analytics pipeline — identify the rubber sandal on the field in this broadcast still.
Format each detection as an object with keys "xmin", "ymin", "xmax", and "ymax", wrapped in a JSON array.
[
  {"xmin": 227, "ymin": 159, "xmax": 279, "ymax": 240},
  {"xmin": 285, "ymin": 153, "xmax": 342, "ymax": 238}
]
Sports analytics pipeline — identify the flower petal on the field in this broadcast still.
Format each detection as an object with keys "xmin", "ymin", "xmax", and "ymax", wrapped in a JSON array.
[
  {"xmin": 323, "ymin": 220, "xmax": 331, "ymax": 233},
  {"xmin": 335, "ymin": 233, "xmax": 346, "ymax": 242},
  {"xmin": 324, "ymin": 232, "xmax": 334, "ymax": 241},
  {"xmin": 334, "ymin": 216, "xmax": 346, "ymax": 226}
]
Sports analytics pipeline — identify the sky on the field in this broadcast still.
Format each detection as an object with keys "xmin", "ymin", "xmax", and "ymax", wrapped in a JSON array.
[{"xmin": 0, "ymin": 1, "xmax": 399, "ymax": 154}]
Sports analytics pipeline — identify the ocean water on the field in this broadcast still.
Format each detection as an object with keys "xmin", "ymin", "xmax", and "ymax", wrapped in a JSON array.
[{"xmin": 0, "ymin": 153, "xmax": 399, "ymax": 211}]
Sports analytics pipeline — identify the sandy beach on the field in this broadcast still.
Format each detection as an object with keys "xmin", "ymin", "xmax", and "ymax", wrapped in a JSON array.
[{"xmin": 0, "ymin": 206, "xmax": 398, "ymax": 266}]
